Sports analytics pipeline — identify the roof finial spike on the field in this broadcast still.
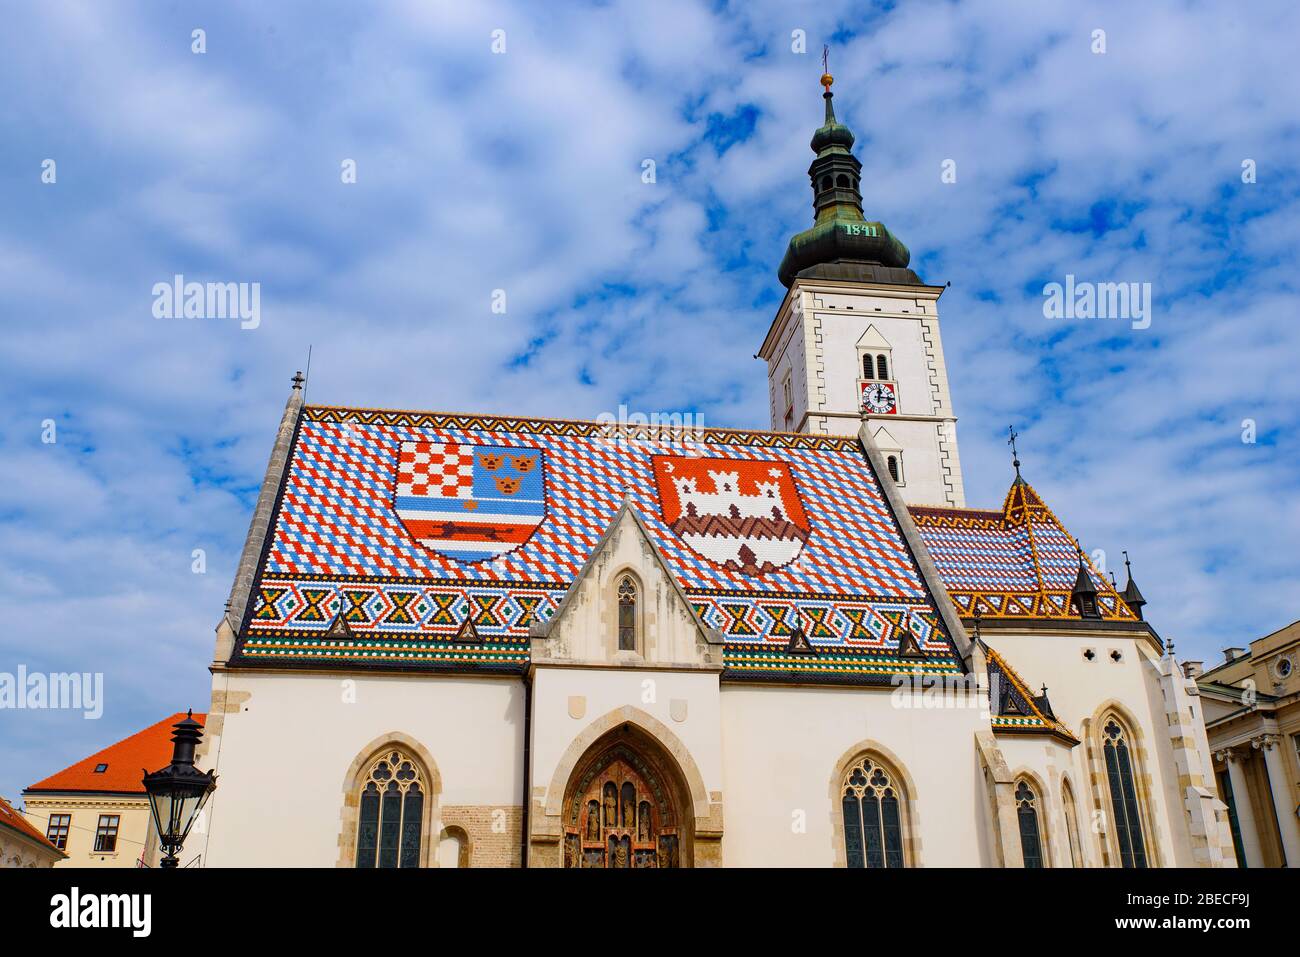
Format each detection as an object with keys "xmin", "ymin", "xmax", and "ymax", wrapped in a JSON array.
[
  {"xmin": 820, "ymin": 44, "xmax": 836, "ymax": 123},
  {"xmin": 1007, "ymin": 425, "xmax": 1022, "ymax": 482},
  {"xmin": 291, "ymin": 370, "xmax": 305, "ymax": 391}
]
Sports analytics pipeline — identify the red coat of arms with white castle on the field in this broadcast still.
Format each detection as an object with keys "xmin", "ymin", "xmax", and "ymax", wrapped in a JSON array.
[{"xmin": 650, "ymin": 455, "xmax": 810, "ymax": 576}]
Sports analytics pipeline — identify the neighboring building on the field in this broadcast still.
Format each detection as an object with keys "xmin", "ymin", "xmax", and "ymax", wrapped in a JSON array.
[
  {"xmin": 22, "ymin": 712, "xmax": 207, "ymax": 868},
  {"xmin": 1196, "ymin": 619, "xmax": 1300, "ymax": 867},
  {"xmin": 0, "ymin": 795, "xmax": 66, "ymax": 868},
  {"xmin": 193, "ymin": 74, "xmax": 1235, "ymax": 868}
]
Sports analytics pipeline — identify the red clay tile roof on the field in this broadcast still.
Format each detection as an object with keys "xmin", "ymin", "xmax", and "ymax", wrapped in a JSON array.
[
  {"xmin": 24, "ymin": 712, "xmax": 207, "ymax": 795},
  {"xmin": 0, "ymin": 795, "xmax": 65, "ymax": 855}
]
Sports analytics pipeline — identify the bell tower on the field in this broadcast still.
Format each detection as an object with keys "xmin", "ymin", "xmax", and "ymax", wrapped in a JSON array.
[{"xmin": 757, "ymin": 71, "xmax": 965, "ymax": 508}]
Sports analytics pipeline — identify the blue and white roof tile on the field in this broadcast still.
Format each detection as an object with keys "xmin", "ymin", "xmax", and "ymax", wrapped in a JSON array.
[{"xmin": 237, "ymin": 407, "xmax": 961, "ymax": 679}]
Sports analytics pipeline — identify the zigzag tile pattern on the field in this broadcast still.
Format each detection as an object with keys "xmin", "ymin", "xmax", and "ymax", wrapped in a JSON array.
[{"xmin": 237, "ymin": 407, "xmax": 959, "ymax": 675}]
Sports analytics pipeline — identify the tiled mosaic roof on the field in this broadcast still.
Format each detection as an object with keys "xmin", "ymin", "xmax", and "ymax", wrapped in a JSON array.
[
  {"xmin": 237, "ymin": 406, "xmax": 960, "ymax": 681},
  {"xmin": 984, "ymin": 646, "xmax": 1078, "ymax": 744},
  {"xmin": 909, "ymin": 479, "xmax": 1137, "ymax": 622},
  {"xmin": 25, "ymin": 713, "xmax": 207, "ymax": 794}
]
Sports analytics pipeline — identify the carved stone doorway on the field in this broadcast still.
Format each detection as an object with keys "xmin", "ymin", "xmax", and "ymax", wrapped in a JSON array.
[{"xmin": 561, "ymin": 728, "xmax": 691, "ymax": 868}]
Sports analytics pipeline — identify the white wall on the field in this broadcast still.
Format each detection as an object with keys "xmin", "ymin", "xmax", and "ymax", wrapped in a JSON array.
[
  {"xmin": 200, "ymin": 671, "xmax": 523, "ymax": 867},
  {"xmin": 719, "ymin": 683, "xmax": 989, "ymax": 866}
]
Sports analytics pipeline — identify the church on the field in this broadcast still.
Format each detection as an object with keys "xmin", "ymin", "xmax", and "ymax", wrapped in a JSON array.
[{"xmin": 193, "ymin": 73, "xmax": 1235, "ymax": 868}]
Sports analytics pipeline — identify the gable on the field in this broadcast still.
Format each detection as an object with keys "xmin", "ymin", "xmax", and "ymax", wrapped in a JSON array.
[
  {"xmin": 531, "ymin": 505, "xmax": 723, "ymax": 669},
  {"xmin": 235, "ymin": 406, "xmax": 961, "ymax": 683}
]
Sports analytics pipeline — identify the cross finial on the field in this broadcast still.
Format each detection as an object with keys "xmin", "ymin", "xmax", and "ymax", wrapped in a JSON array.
[
  {"xmin": 291, "ymin": 370, "xmax": 305, "ymax": 390},
  {"xmin": 1007, "ymin": 425, "xmax": 1021, "ymax": 479},
  {"xmin": 1123, "ymin": 549, "xmax": 1132, "ymax": 575},
  {"xmin": 820, "ymin": 45, "xmax": 832, "ymax": 91}
]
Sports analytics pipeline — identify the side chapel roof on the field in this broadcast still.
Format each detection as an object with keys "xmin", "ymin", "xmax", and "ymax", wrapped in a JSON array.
[{"xmin": 908, "ymin": 477, "xmax": 1140, "ymax": 624}]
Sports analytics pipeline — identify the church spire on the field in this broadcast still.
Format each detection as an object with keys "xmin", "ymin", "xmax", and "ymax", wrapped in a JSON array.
[{"xmin": 777, "ymin": 67, "xmax": 916, "ymax": 288}]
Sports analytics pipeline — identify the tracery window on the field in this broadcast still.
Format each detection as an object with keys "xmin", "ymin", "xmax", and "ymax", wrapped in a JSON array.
[
  {"xmin": 1102, "ymin": 717, "xmax": 1148, "ymax": 868},
  {"xmin": 1015, "ymin": 780, "xmax": 1045, "ymax": 868},
  {"xmin": 355, "ymin": 751, "xmax": 425, "ymax": 868},
  {"xmin": 617, "ymin": 576, "xmax": 638, "ymax": 652},
  {"xmin": 841, "ymin": 756, "xmax": 906, "ymax": 868}
]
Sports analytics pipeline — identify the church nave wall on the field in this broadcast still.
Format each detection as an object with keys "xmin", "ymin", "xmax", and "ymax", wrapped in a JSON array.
[
  {"xmin": 719, "ymin": 684, "xmax": 988, "ymax": 866},
  {"xmin": 198, "ymin": 670, "xmax": 524, "ymax": 867}
]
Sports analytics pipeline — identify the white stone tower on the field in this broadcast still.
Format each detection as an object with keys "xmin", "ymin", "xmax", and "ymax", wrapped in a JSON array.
[{"xmin": 757, "ymin": 72, "xmax": 965, "ymax": 508}]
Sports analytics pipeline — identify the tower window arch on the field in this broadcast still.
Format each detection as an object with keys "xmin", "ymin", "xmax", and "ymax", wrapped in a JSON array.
[
  {"xmin": 617, "ymin": 575, "xmax": 639, "ymax": 652},
  {"xmin": 355, "ymin": 750, "xmax": 426, "ymax": 868},
  {"xmin": 820, "ymin": 176, "xmax": 832, "ymax": 192},
  {"xmin": 876, "ymin": 354, "xmax": 889, "ymax": 380},
  {"xmin": 1101, "ymin": 716, "xmax": 1148, "ymax": 867},
  {"xmin": 1014, "ymin": 779, "xmax": 1046, "ymax": 868},
  {"xmin": 840, "ymin": 755, "xmax": 907, "ymax": 868},
  {"xmin": 886, "ymin": 455, "xmax": 900, "ymax": 483},
  {"xmin": 836, "ymin": 173, "xmax": 850, "ymax": 188},
  {"xmin": 862, "ymin": 354, "xmax": 876, "ymax": 379}
]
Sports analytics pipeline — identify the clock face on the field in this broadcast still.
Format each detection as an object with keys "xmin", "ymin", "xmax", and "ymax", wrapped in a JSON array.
[{"xmin": 860, "ymin": 381, "xmax": 897, "ymax": 415}]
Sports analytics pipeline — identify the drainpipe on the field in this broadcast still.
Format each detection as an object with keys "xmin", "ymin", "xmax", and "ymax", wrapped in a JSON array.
[{"xmin": 520, "ymin": 671, "xmax": 532, "ymax": 868}]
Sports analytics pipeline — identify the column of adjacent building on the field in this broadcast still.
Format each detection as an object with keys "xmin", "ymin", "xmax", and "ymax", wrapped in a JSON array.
[
  {"xmin": 1255, "ymin": 733, "xmax": 1300, "ymax": 867},
  {"xmin": 1217, "ymin": 748, "xmax": 1263, "ymax": 867}
]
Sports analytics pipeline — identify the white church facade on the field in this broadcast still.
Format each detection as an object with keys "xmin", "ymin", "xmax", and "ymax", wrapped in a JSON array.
[{"xmin": 193, "ymin": 76, "xmax": 1235, "ymax": 869}]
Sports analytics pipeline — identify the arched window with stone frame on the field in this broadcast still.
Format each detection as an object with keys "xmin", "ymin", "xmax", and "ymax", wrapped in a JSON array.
[
  {"xmin": 838, "ymin": 753, "xmax": 910, "ymax": 868},
  {"xmin": 616, "ymin": 574, "xmax": 639, "ymax": 652},
  {"xmin": 1100, "ymin": 714, "xmax": 1149, "ymax": 868},
  {"xmin": 1014, "ymin": 778, "xmax": 1048, "ymax": 868},
  {"xmin": 1061, "ymin": 777, "xmax": 1084, "ymax": 867},
  {"xmin": 354, "ymin": 749, "xmax": 427, "ymax": 868}
]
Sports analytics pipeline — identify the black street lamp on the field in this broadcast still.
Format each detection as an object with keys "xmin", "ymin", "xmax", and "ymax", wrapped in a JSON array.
[{"xmin": 142, "ymin": 709, "xmax": 217, "ymax": 868}]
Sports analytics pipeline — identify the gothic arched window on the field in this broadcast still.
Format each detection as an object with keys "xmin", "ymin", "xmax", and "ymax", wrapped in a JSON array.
[
  {"xmin": 876, "ymin": 354, "xmax": 889, "ymax": 380},
  {"xmin": 1015, "ymin": 780, "xmax": 1045, "ymax": 868},
  {"xmin": 1062, "ymin": 778, "xmax": 1083, "ymax": 867},
  {"xmin": 887, "ymin": 456, "xmax": 900, "ymax": 483},
  {"xmin": 355, "ymin": 751, "xmax": 425, "ymax": 868},
  {"xmin": 1102, "ymin": 717, "xmax": 1148, "ymax": 867},
  {"xmin": 841, "ymin": 756, "xmax": 906, "ymax": 868},
  {"xmin": 617, "ymin": 576, "xmax": 638, "ymax": 651}
]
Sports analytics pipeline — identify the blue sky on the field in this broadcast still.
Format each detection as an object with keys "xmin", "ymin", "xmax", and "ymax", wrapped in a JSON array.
[{"xmin": 1, "ymin": 0, "xmax": 1298, "ymax": 805}]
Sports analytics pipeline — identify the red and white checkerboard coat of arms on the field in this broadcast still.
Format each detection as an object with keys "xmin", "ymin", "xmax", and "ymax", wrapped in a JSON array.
[
  {"xmin": 393, "ymin": 441, "xmax": 546, "ymax": 563},
  {"xmin": 650, "ymin": 455, "xmax": 810, "ymax": 576}
]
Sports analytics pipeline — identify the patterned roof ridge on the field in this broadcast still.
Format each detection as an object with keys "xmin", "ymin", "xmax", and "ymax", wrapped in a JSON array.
[
  {"xmin": 25, "ymin": 712, "xmax": 208, "ymax": 795},
  {"xmin": 908, "ymin": 475, "xmax": 1139, "ymax": 623},
  {"xmin": 233, "ymin": 398, "xmax": 961, "ymax": 680},
  {"xmin": 982, "ymin": 644, "xmax": 1079, "ymax": 745},
  {"xmin": 304, "ymin": 404, "xmax": 860, "ymax": 449},
  {"xmin": 0, "ymin": 795, "xmax": 65, "ymax": 856}
]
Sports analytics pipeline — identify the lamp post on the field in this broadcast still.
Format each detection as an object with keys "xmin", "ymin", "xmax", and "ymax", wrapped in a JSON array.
[{"xmin": 141, "ymin": 710, "xmax": 217, "ymax": 868}]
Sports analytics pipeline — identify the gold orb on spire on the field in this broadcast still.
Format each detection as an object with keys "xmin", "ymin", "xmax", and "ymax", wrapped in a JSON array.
[{"xmin": 820, "ymin": 72, "xmax": 834, "ymax": 90}]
